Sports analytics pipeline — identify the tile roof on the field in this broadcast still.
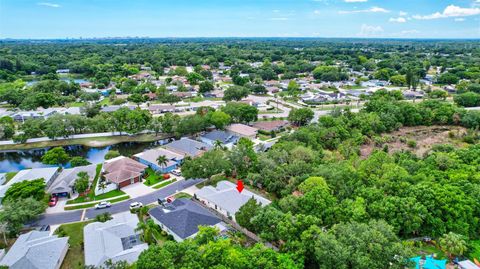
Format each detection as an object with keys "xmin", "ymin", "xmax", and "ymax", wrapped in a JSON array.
[
  {"xmin": 149, "ymin": 198, "xmax": 222, "ymax": 240},
  {"xmin": 252, "ymin": 120, "xmax": 289, "ymax": 132},
  {"xmin": 103, "ymin": 157, "xmax": 147, "ymax": 184},
  {"xmin": 0, "ymin": 231, "xmax": 69, "ymax": 269},
  {"xmin": 226, "ymin": 124, "xmax": 258, "ymax": 137}
]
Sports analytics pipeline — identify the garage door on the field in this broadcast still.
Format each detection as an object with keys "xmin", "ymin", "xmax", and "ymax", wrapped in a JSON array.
[{"xmin": 119, "ymin": 180, "xmax": 130, "ymax": 188}]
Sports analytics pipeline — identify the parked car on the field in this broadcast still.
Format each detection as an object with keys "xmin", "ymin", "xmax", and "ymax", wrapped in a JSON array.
[
  {"xmin": 129, "ymin": 202, "xmax": 143, "ymax": 210},
  {"xmin": 163, "ymin": 173, "xmax": 170, "ymax": 179},
  {"xmin": 171, "ymin": 169, "xmax": 181, "ymax": 176},
  {"xmin": 37, "ymin": 225, "xmax": 50, "ymax": 232},
  {"xmin": 48, "ymin": 196, "xmax": 58, "ymax": 207},
  {"xmin": 158, "ymin": 197, "xmax": 174, "ymax": 205},
  {"xmin": 95, "ymin": 201, "xmax": 111, "ymax": 209}
]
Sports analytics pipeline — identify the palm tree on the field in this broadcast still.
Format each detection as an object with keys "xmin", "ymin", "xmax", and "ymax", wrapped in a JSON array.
[
  {"xmin": 213, "ymin": 140, "xmax": 223, "ymax": 150},
  {"xmin": 98, "ymin": 181, "xmax": 107, "ymax": 195},
  {"xmin": 135, "ymin": 219, "xmax": 157, "ymax": 244},
  {"xmin": 138, "ymin": 206, "xmax": 149, "ymax": 221},
  {"xmin": 156, "ymin": 155, "xmax": 168, "ymax": 172}
]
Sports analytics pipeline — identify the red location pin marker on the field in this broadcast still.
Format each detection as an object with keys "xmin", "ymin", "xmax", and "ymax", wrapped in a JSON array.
[{"xmin": 236, "ymin": 180, "xmax": 244, "ymax": 193}]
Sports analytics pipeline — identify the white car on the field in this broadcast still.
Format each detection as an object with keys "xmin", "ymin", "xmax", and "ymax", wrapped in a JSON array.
[
  {"xmin": 95, "ymin": 201, "xmax": 111, "ymax": 209},
  {"xmin": 129, "ymin": 202, "xmax": 143, "ymax": 210},
  {"xmin": 171, "ymin": 169, "xmax": 182, "ymax": 176}
]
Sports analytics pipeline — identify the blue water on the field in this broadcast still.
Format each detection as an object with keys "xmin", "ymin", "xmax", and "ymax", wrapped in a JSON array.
[
  {"xmin": 26, "ymin": 78, "xmax": 89, "ymax": 86},
  {"xmin": 0, "ymin": 140, "xmax": 169, "ymax": 173}
]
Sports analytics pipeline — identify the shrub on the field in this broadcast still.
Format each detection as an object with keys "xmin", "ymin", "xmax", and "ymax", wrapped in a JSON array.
[{"xmin": 407, "ymin": 140, "xmax": 417, "ymax": 148}]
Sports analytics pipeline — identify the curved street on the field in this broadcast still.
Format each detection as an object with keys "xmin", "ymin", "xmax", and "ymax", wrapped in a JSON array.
[{"xmin": 32, "ymin": 178, "xmax": 204, "ymax": 226}]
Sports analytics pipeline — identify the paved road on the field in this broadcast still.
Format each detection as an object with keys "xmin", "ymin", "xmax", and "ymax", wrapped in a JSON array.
[{"xmin": 32, "ymin": 178, "xmax": 203, "ymax": 226}]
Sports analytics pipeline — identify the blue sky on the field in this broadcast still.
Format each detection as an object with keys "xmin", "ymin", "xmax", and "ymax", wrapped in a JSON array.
[{"xmin": 1, "ymin": 0, "xmax": 479, "ymax": 39}]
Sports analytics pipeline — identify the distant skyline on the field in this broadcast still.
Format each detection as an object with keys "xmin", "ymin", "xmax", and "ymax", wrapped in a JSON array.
[{"xmin": 1, "ymin": 0, "xmax": 479, "ymax": 39}]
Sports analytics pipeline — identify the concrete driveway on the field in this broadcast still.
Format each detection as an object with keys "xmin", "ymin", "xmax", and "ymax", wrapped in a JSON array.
[
  {"xmin": 121, "ymin": 182, "xmax": 153, "ymax": 198},
  {"xmin": 45, "ymin": 198, "xmax": 68, "ymax": 214}
]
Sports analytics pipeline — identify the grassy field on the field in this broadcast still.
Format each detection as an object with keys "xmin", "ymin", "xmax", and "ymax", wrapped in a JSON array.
[
  {"xmin": 153, "ymin": 178, "xmax": 177, "ymax": 189},
  {"xmin": 66, "ymin": 102, "xmax": 85, "ymax": 107},
  {"xmin": 64, "ymin": 195, "xmax": 130, "ymax": 210},
  {"xmin": 0, "ymin": 133, "xmax": 169, "ymax": 151},
  {"xmin": 56, "ymin": 221, "xmax": 92, "ymax": 269},
  {"xmin": 4, "ymin": 172, "xmax": 18, "ymax": 184}
]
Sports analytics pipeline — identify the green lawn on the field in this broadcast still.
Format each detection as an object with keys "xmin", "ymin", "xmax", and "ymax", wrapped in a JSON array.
[
  {"xmin": 153, "ymin": 178, "xmax": 177, "ymax": 189},
  {"xmin": 56, "ymin": 221, "xmax": 92, "ymax": 269},
  {"xmin": 4, "ymin": 172, "xmax": 18, "ymax": 184},
  {"xmin": 66, "ymin": 102, "xmax": 85, "ymax": 107},
  {"xmin": 0, "ymin": 133, "xmax": 170, "ymax": 151},
  {"xmin": 143, "ymin": 168, "xmax": 165, "ymax": 186},
  {"xmin": 98, "ymin": 98, "xmax": 111, "ymax": 106},
  {"xmin": 174, "ymin": 192, "xmax": 192, "ymax": 199},
  {"xmin": 66, "ymin": 189, "xmax": 126, "ymax": 204},
  {"xmin": 64, "ymin": 195, "xmax": 130, "ymax": 210}
]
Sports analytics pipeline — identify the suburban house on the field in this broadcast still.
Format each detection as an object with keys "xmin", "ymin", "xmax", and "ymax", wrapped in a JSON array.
[
  {"xmin": 200, "ymin": 130, "xmax": 239, "ymax": 149},
  {"xmin": 133, "ymin": 148, "xmax": 184, "ymax": 173},
  {"xmin": 195, "ymin": 181, "xmax": 271, "ymax": 221},
  {"xmin": 0, "ymin": 167, "xmax": 59, "ymax": 203},
  {"xmin": 149, "ymin": 198, "xmax": 227, "ymax": 242},
  {"xmin": 11, "ymin": 108, "xmax": 57, "ymax": 122},
  {"xmin": 103, "ymin": 156, "xmax": 147, "ymax": 189},
  {"xmin": 83, "ymin": 212, "xmax": 149, "ymax": 267},
  {"xmin": 0, "ymin": 231, "xmax": 69, "ymax": 269},
  {"xmin": 165, "ymin": 137, "xmax": 213, "ymax": 158},
  {"xmin": 47, "ymin": 164, "xmax": 97, "ymax": 197},
  {"xmin": 225, "ymin": 124, "xmax": 258, "ymax": 139},
  {"xmin": 147, "ymin": 104, "xmax": 176, "ymax": 114},
  {"xmin": 252, "ymin": 120, "xmax": 289, "ymax": 133}
]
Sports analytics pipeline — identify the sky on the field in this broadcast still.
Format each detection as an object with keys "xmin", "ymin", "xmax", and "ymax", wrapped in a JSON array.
[{"xmin": 0, "ymin": 0, "xmax": 479, "ymax": 39}]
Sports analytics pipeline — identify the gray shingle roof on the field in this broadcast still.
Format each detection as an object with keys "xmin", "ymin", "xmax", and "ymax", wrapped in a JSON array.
[
  {"xmin": 83, "ymin": 212, "xmax": 148, "ymax": 267},
  {"xmin": 48, "ymin": 164, "xmax": 96, "ymax": 194},
  {"xmin": 149, "ymin": 198, "xmax": 221, "ymax": 239},
  {"xmin": 195, "ymin": 181, "xmax": 271, "ymax": 216},
  {"xmin": 165, "ymin": 138, "xmax": 213, "ymax": 157},
  {"xmin": 0, "ymin": 231, "xmax": 69, "ymax": 269},
  {"xmin": 201, "ymin": 130, "xmax": 239, "ymax": 144}
]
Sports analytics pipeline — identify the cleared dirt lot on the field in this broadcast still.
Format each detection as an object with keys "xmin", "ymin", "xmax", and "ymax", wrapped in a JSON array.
[{"xmin": 360, "ymin": 125, "xmax": 469, "ymax": 157}]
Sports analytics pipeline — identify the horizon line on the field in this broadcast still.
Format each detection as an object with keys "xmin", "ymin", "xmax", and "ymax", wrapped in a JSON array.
[{"xmin": 1, "ymin": 36, "xmax": 480, "ymax": 41}]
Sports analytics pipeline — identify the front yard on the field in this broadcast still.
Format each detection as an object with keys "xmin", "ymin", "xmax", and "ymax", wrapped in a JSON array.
[
  {"xmin": 66, "ymin": 189, "xmax": 126, "ymax": 205},
  {"xmin": 143, "ymin": 168, "xmax": 171, "ymax": 186},
  {"xmin": 56, "ymin": 221, "xmax": 92, "ymax": 269}
]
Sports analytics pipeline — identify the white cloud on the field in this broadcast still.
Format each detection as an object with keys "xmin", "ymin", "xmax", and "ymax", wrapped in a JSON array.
[
  {"xmin": 357, "ymin": 24, "xmax": 384, "ymax": 37},
  {"xmin": 313, "ymin": 10, "xmax": 321, "ymax": 14},
  {"xmin": 37, "ymin": 2, "xmax": 60, "ymax": 8},
  {"xmin": 399, "ymin": 11, "xmax": 408, "ymax": 16},
  {"xmin": 400, "ymin": 30, "xmax": 420, "ymax": 35},
  {"xmin": 413, "ymin": 5, "xmax": 480, "ymax": 20},
  {"xmin": 339, "ymin": 6, "xmax": 389, "ymax": 14},
  {"xmin": 454, "ymin": 18, "xmax": 465, "ymax": 21},
  {"xmin": 389, "ymin": 17, "xmax": 406, "ymax": 23},
  {"xmin": 344, "ymin": 0, "xmax": 367, "ymax": 2}
]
